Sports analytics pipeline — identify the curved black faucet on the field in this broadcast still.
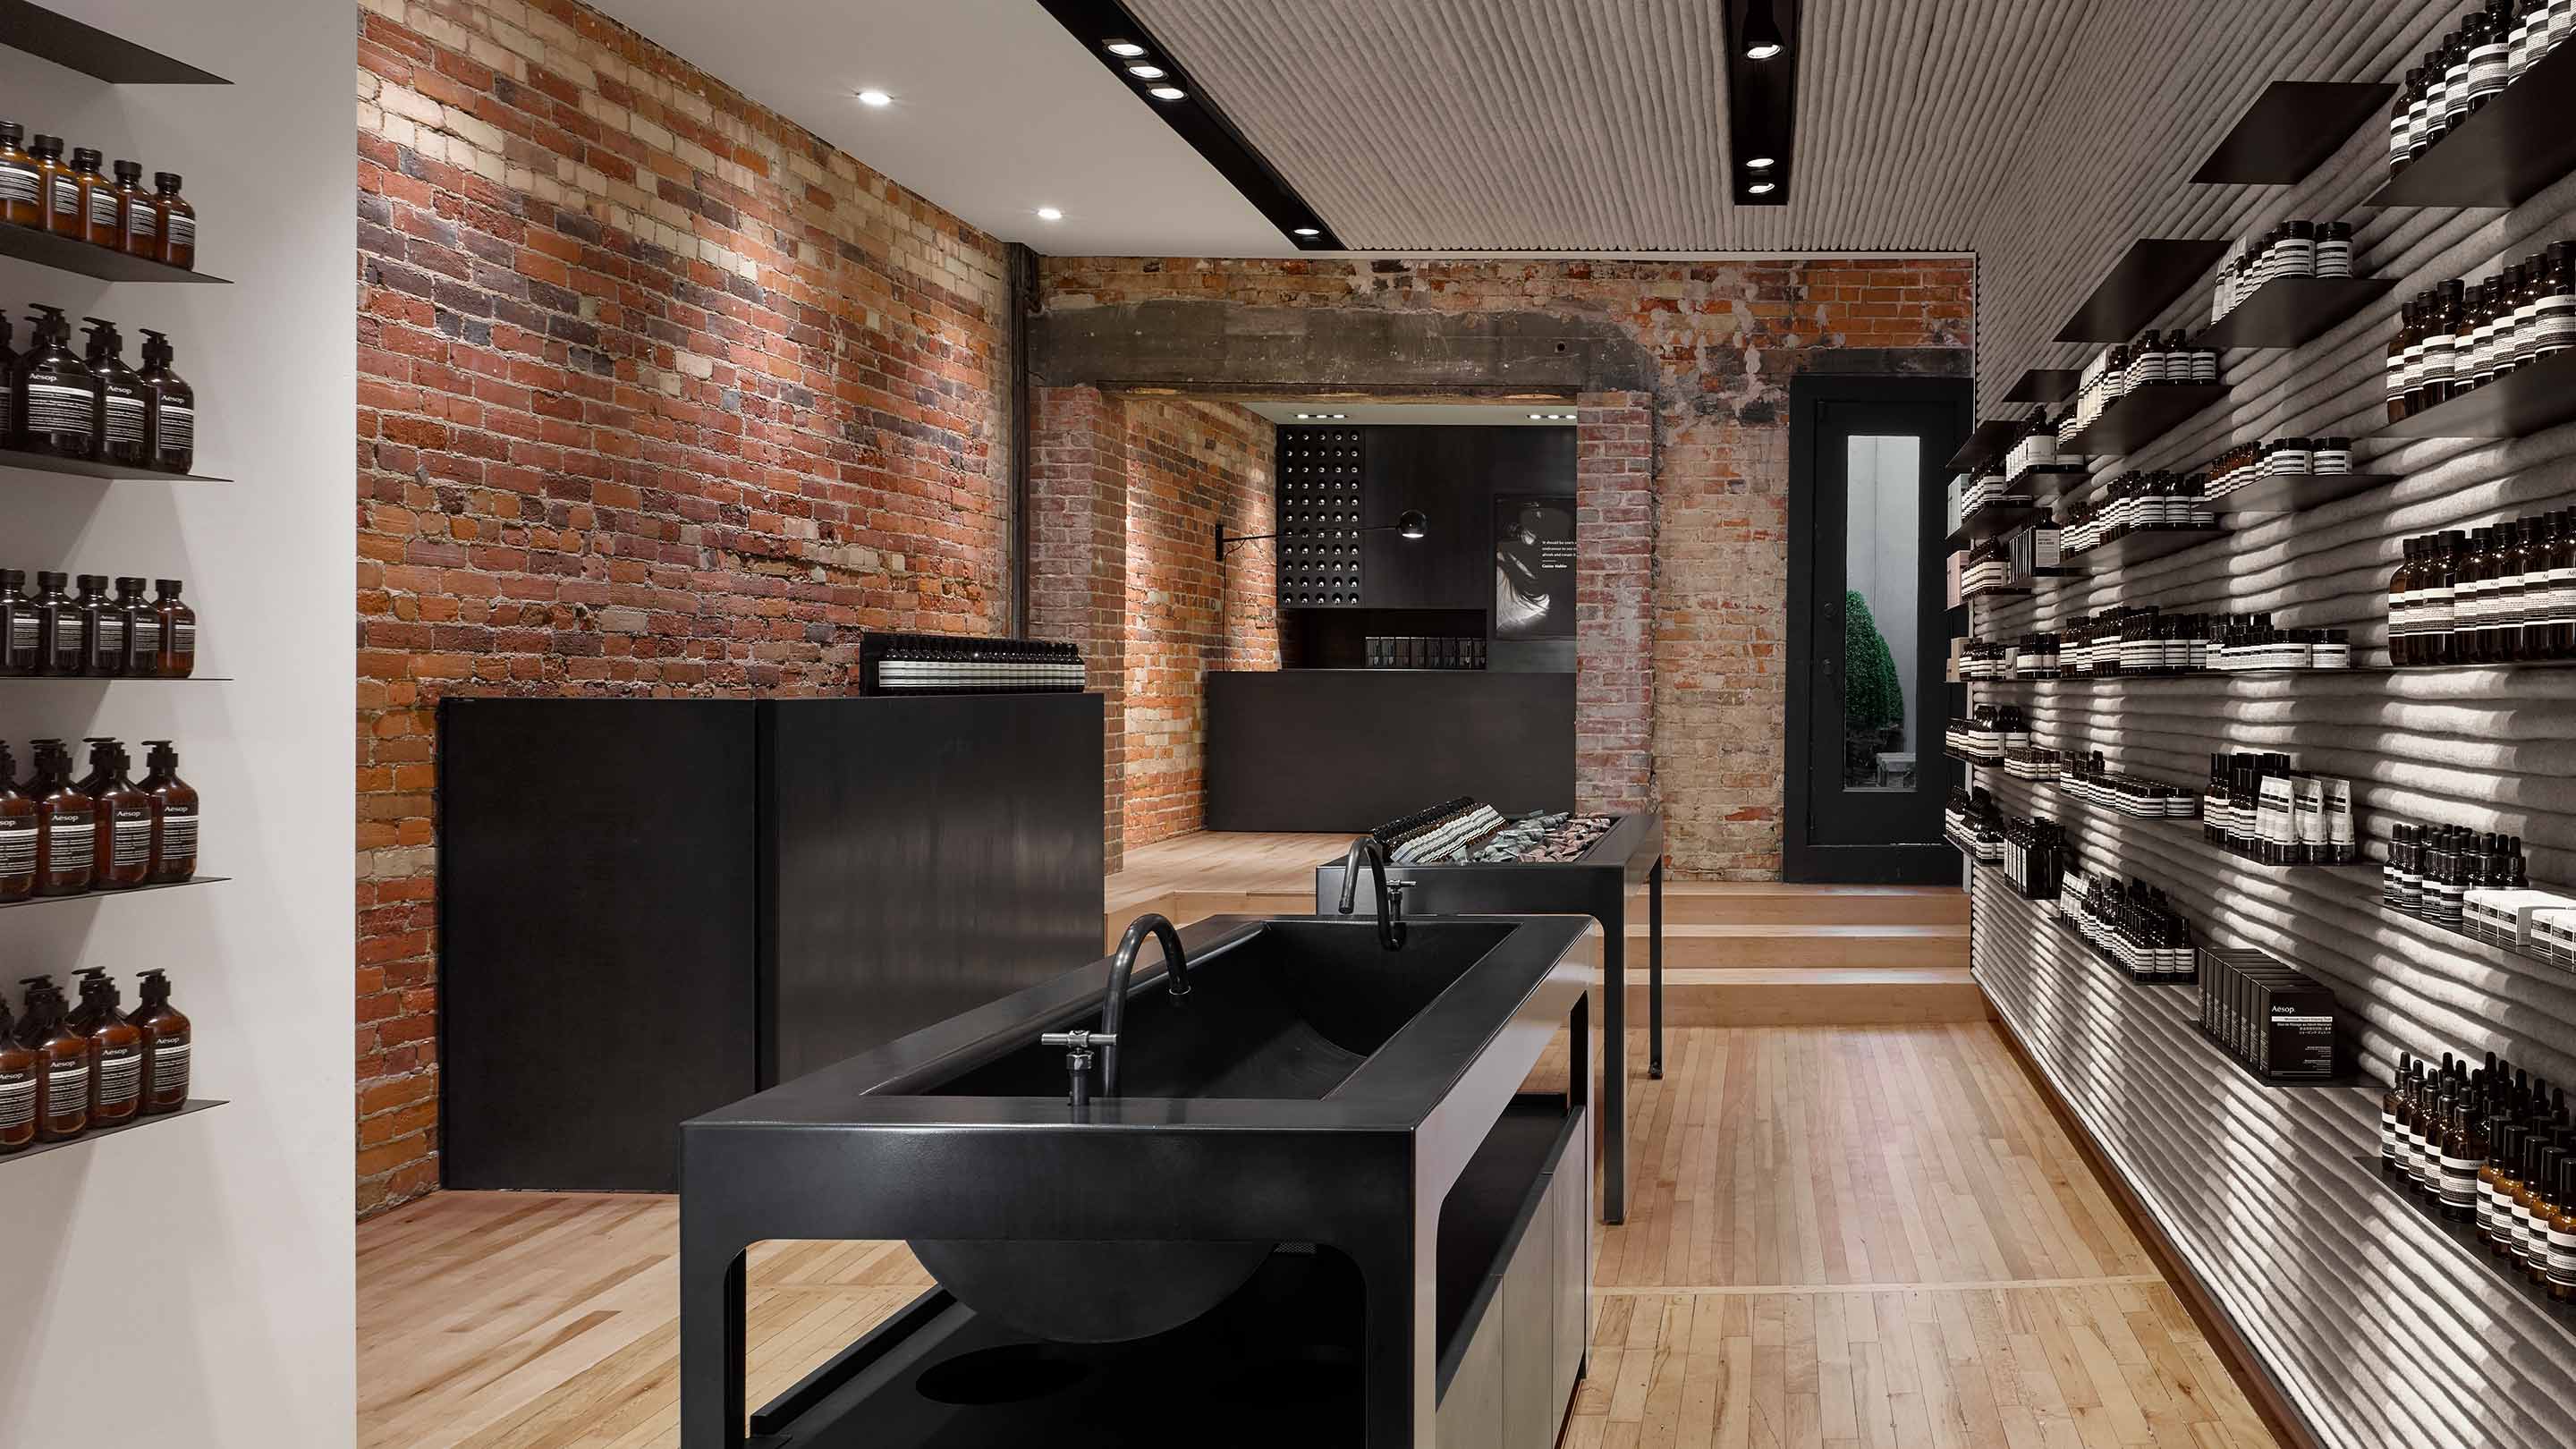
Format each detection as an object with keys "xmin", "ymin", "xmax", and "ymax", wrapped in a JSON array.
[
  {"xmin": 1099, "ymin": 912, "xmax": 1189, "ymax": 1096},
  {"xmin": 1336, "ymin": 835, "xmax": 1411, "ymax": 951}
]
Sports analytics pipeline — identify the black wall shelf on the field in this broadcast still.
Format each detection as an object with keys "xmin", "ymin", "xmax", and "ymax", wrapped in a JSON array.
[
  {"xmin": 2197, "ymin": 276, "xmax": 2393, "ymax": 350},
  {"xmin": 0, "ymin": 1, "xmax": 228, "ymax": 84},
  {"xmin": 0, "ymin": 448, "xmax": 225, "ymax": 483},
  {"xmin": 2004, "ymin": 369, "xmax": 2080, "ymax": 404},
  {"xmin": 2059, "ymin": 384, "xmax": 2229, "ymax": 457},
  {"xmin": 2055, "ymin": 240, "xmax": 2233, "ymax": 343},
  {"xmin": 0, "ymin": 875, "xmax": 225, "ymax": 911},
  {"xmin": 2191, "ymin": 81, "xmax": 2397, "ymax": 185},
  {"xmin": 0, "ymin": 223, "xmax": 227, "ymax": 284},
  {"xmin": 2377, "ymin": 345, "xmax": 2576, "ymax": 438},
  {"xmin": 0, "ymin": 1098, "xmax": 224, "ymax": 1165},
  {"xmin": 1949, "ymin": 502, "xmax": 2046, "ymax": 546},
  {"xmin": 1945, "ymin": 419, "xmax": 2020, "ymax": 473},
  {"xmin": 2007, "ymin": 462, "xmax": 2090, "ymax": 499},
  {"xmin": 2366, "ymin": 43, "xmax": 2576, "ymax": 208},
  {"xmin": 2062, "ymin": 525, "xmax": 2227, "ymax": 572},
  {"xmin": 2204, "ymin": 471, "xmax": 2398, "ymax": 515},
  {"xmin": 2, "ymin": 674, "xmax": 230, "ymax": 683}
]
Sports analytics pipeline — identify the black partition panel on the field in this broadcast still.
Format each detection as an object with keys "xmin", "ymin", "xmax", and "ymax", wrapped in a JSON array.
[
  {"xmin": 1205, "ymin": 670, "xmax": 1575, "ymax": 832},
  {"xmin": 438, "ymin": 693, "xmax": 1104, "ymax": 1191}
]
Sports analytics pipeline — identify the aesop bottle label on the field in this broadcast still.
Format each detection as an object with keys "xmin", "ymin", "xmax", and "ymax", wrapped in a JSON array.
[
  {"xmin": 0, "ymin": 823, "xmax": 34, "ymax": 879},
  {"xmin": 102, "ymin": 393, "xmax": 145, "ymax": 445},
  {"xmin": 128, "ymin": 617, "xmax": 157, "ymax": 657},
  {"xmin": 110, "ymin": 810, "xmax": 152, "ymax": 868},
  {"xmin": 2549, "ymin": 1226, "xmax": 2576, "ymax": 1288},
  {"xmin": 2440, "ymin": 1154, "xmax": 2482, "ymax": 1209},
  {"xmin": 149, "ymin": 1037, "xmax": 189, "ymax": 1097},
  {"xmin": 22, "ymin": 381, "xmax": 90, "ymax": 434},
  {"xmin": 158, "ymin": 810, "xmax": 198, "ymax": 862},
  {"xmin": 124, "ymin": 206, "xmax": 156, "ymax": 241},
  {"xmin": 0, "ymin": 160, "xmax": 35, "ymax": 205},
  {"xmin": 2478, "ymin": 1181, "xmax": 2498, "ymax": 1235},
  {"xmin": 94, "ymin": 614, "xmax": 123, "ymax": 656},
  {"xmin": 165, "ymin": 213, "xmax": 193, "ymax": 247},
  {"xmin": 84, "ymin": 189, "xmax": 116, "ymax": 229},
  {"xmin": 44, "ymin": 1059, "xmax": 86, "ymax": 1112},
  {"xmin": 0, "ymin": 1069, "xmax": 32, "ymax": 1129},
  {"xmin": 154, "ymin": 402, "xmax": 193, "ymax": 453},
  {"xmin": 94, "ymin": 1044, "xmax": 140, "ymax": 1108},
  {"xmin": 48, "ymin": 175, "xmax": 77, "ymax": 217},
  {"xmin": 44, "ymin": 815, "xmax": 91, "ymax": 872}
]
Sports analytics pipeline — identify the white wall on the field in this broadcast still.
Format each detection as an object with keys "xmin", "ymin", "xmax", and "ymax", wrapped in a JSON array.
[{"xmin": 0, "ymin": 3, "xmax": 354, "ymax": 1445}]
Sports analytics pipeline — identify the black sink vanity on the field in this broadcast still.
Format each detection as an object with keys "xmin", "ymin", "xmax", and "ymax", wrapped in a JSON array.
[{"xmin": 679, "ymin": 912, "xmax": 1593, "ymax": 1448}]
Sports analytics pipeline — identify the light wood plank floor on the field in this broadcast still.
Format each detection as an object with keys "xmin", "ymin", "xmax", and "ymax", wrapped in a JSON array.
[{"xmin": 358, "ymin": 1024, "xmax": 2279, "ymax": 1449}]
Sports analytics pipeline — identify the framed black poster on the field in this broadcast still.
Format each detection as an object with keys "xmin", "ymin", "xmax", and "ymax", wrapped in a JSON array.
[{"xmin": 1494, "ymin": 494, "xmax": 1577, "ymax": 639}]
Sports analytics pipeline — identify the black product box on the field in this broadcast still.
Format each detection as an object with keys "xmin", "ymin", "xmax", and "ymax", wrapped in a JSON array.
[{"xmin": 2197, "ymin": 945, "xmax": 2338, "ymax": 1080}]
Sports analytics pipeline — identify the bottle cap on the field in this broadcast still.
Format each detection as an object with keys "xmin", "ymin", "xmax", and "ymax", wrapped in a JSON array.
[
  {"xmin": 75, "ymin": 573, "xmax": 105, "ymax": 590},
  {"xmin": 29, "ymin": 133, "xmax": 60, "ymax": 153},
  {"xmin": 154, "ymin": 579, "xmax": 181, "ymax": 594},
  {"xmin": 112, "ymin": 158, "xmax": 139, "ymax": 182},
  {"xmin": 114, "ymin": 574, "xmax": 143, "ymax": 591},
  {"xmin": 36, "ymin": 570, "xmax": 65, "ymax": 589},
  {"xmin": 153, "ymin": 171, "xmax": 181, "ymax": 191}
]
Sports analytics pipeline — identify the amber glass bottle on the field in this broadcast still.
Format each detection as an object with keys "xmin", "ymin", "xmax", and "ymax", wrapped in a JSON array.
[
  {"xmin": 72, "ymin": 970, "xmax": 141, "ymax": 1126},
  {"xmin": 114, "ymin": 576, "xmax": 157, "ymax": 674},
  {"xmin": 30, "ymin": 134, "xmax": 76, "ymax": 236},
  {"xmin": 135, "ymin": 329, "xmax": 192, "ymax": 474},
  {"xmin": 29, "ymin": 740, "xmax": 92, "ymax": 895},
  {"xmin": 0, "ymin": 569, "xmax": 37, "ymax": 675},
  {"xmin": 20, "ymin": 977, "xmax": 89, "ymax": 1142},
  {"xmin": 0, "ymin": 122, "xmax": 38, "ymax": 228},
  {"xmin": 0, "ymin": 993, "xmax": 34, "ymax": 1152},
  {"xmin": 31, "ymin": 571, "xmax": 81, "ymax": 676},
  {"xmin": 2548, "ymin": 1156, "xmax": 2576, "ymax": 1303},
  {"xmin": 153, "ymin": 580, "xmax": 194, "ymax": 676},
  {"xmin": 89, "ymin": 742, "xmax": 150, "ymax": 891},
  {"xmin": 81, "ymin": 318, "xmax": 147, "ymax": 467},
  {"xmin": 151, "ymin": 172, "xmax": 193, "ymax": 269},
  {"xmin": 109, "ymin": 160, "xmax": 153, "ymax": 257},
  {"xmin": 74, "ymin": 573, "xmax": 121, "ymax": 676},
  {"xmin": 15, "ymin": 304, "xmax": 96, "ymax": 458},
  {"xmin": 130, "ymin": 969, "xmax": 188, "ymax": 1114},
  {"xmin": 66, "ymin": 147, "xmax": 114, "ymax": 246},
  {"xmin": 140, "ymin": 741, "xmax": 197, "ymax": 884},
  {"xmin": 0, "ymin": 745, "xmax": 30, "ymax": 903}
]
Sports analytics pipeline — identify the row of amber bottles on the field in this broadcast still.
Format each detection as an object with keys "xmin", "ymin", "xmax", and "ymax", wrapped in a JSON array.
[
  {"xmin": 2381, "ymin": 1051, "xmax": 2576, "ymax": 1301},
  {"xmin": 2387, "ymin": 513, "xmax": 2576, "ymax": 666},
  {"xmin": 0, "ymin": 968, "xmax": 190, "ymax": 1152},
  {"xmin": 0, "ymin": 738, "xmax": 197, "ymax": 902},
  {"xmin": 0, "ymin": 572, "xmax": 194, "ymax": 676},
  {"xmin": 1, "ymin": 306, "xmax": 197, "ymax": 470},
  {"xmin": 2385, "ymin": 244, "xmax": 2576, "ymax": 424},
  {"xmin": 0, "ymin": 122, "xmax": 194, "ymax": 269}
]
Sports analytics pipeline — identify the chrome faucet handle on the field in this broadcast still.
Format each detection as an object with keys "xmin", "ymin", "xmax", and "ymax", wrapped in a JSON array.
[
  {"xmin": 1042, "ymin": 1030, "xmax": 1119, "ymax": 1112},
  {"xmin": 1039, "ymin": 1030, "xmax": 1119, "ymax": 1047}
]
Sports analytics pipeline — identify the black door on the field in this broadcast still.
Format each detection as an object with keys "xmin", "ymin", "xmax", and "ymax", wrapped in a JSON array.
[{"xmin": 1784, "ymin": 375, "xmax": 1970, "ymax": 883}]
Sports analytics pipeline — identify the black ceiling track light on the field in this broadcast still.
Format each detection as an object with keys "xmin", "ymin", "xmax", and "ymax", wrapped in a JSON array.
[
  {"xmin": 1723, "ymin": 0, "xmax": 1801, "ymax": 207},
  {"xmin": 1035, "ymin": 0, "xmax": 1344, "ymax": 250}
]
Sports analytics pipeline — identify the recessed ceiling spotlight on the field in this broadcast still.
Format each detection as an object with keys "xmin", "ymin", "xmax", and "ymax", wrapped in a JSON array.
[
  {"xmin": 1104, "ymin": 40, "xmax": 1146, "ymax": 56},
  {"xmin": 1747, "ymin": 156, "xmax": 1776, "ymax": 170},
  {"xmin": 1747, "ymin": 180, "xmax": 1777, "ymax": 195},
  {"xmin": 1148, "ymin": 85, "xmax": 1187, "ymax": 101},
  {"xmin": 1126, "ymin": 63, "xmax": 1166, "ymax": 79},
  {"xmin": 1292, "ymin": 226, "xmax": 1320, "ymax": 237},
  {"xmin": 856, "ymin": 89, "xmax": 892, "ymax": 107},
  {"xmin": 1036, "ymin": 207, "xmax": 1063, "ymax": 221},
  {"xmin": 1742, "ymin": 1, "xmax": 1786, "ymax": 59}
]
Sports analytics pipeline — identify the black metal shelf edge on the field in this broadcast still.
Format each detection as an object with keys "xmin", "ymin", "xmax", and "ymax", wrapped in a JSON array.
[
  {"xmin": 2191, "ymin": 80, "xmax": 2398, "ymax": 186},
  {"xmin": 2060, "ymin": 384, "xmax": 2230, "ymax": 457},
  {"xmin": 2055, "ymin": 239, "xmax": 2234, "ymax": 343},
  {"xmin": 1948, "ymin": 502, "xmax": 2046, "ymax": 546},
  {"xmin": 1, "ymin": 1098, "xmax": 224, "ymax": 1165},
  {"xmin": 0, "ymin": 448, "xmax": 225, "ymax": 482},
  {"xmin": 2204, "ymin": 471, "xmax": 2399, "ymax": 514},
  {"xmin": 2377, "ymin": 344, "xmax": 2576, "ymax": 438},
  {"xmin": 0, "ymin": 674, "xmax": 230, "ymax": 682},
  {"xmin": 2063, "ymin": 526, "xmax": 2228, "ymax": 572},
  {"xmin": 2366, "ymin": 43, "xmax": 2576, "ymax": 208},
  {"xmin": 0, "ymin": 875, "xmax": 225, "ymax": 911},
  {"xmin": 2351, "ymin": 1155, "xmax": 2576, "ymax": 1324},
  {"xmin": 2197, "ymin": 276, "xmax": 2394, "ymax": 350},
  {"xmin": 2004, "ymin": 368, "xmax": 2080, "ymax": 404},
  {"xmin": 2008, "ymin": 462, "xmax": 2091, "ymax": 498},
  {"xmin": 0, "ymin": 222, "xmax": 228, "ymax": 284},
  {"xmin": 1945, "ymin": 419, "xmax": 2021, "ymax": 473},
  {"xmin": 0, "ymin": 1, "xmax": 228, "ymax": 84}
]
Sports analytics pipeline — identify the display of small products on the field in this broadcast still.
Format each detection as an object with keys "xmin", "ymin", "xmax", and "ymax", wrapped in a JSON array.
[
  {"xmin": 2202, "ymin": 436, "xmax": 2358, "ymax": 504},
  {"xmin": 2209, "ymin": 220, "xmax": 2357, "ymax": 321},
  {"xmin": 1996, "ymin": 610, "xmax": 2348, "ymax": 679},
  {"xmin": 856, "ymin": 632, "xmax": 1084, "ymax": 695},
  {"xmin": 1459, "ymin": 810, "xmax": 1611, "ymax": 864},
  {"xmin": 0, "ymin": 572, "xmax": 196, "ymax": 677},
  {"xmin": 2385, "ymin": 244, "xmax": 2576, "ymax": 425},
  {"xmin": 2201, "ymin": 753, "xmax": 2358, "ymax": 867},
  {"xmin": 1955, "ymin": 469, "xmax": 2031, "ymax": 520},
  {"xmin": 0, "ymin": 966, "xmax": 190, "ymax": 1153},
  {"xmin": 2058, "ymin": 472, "xmax": 2215, "ymax": 555},
  {"xmin": 1959, "ymin": 640, "xmax": 2010, "ymax": 681},
  {"xmin": 1960, "ymin": 531, "xmax": 2064, "ymax": 596},
  {"xmin": 1944, "ymin": 706, "xmax": 2028, "ymax": 762},
  {"xmin": 2002, "ymin": 744, "xmax": 2060, "ymax": 783},
  {"xmin": 2388, "ymin": 0, "xmax": 2576, "ymax": 177},
  {"xmin": 2066, "ymin": 334, "xmax": 2219, "ymax": 442},
  {"xmin": 2389, "ymin": 513, "xmax": 2576, "ymax": 665},
  {"xmin": 2377, "ymin": 1046, "xmax": 2576, "ymax": 1302},
  {"xmin": 0, "ymin": 306, "xmax": 195, "ymax": 470},
  {"xmin": 2056, "ymin": 865, "xmax": 2196, "ymax": 982},
  {"xmin": 0, "ymin": 737, "xmax": 198, "ymax": 902},
  {"xmin": 2379, "ymin": 824, "xmax": 2576, "ymax": 963},
  {"xmin": 0, "ymin": 123, "xmax": 196, "ymax": 269},
  {"xmin": 2199, "ymin": 945, "xmax": 2338, "ymax": 1079},
  {"xmin": 1945, "ymin": 787, "xmax": 2003, "ymax": 863},
  {"xmin": 1365, "ymin": 635, "xmax": 1486, "ymax": 670},
  {"xmin": 2003, "ymin": 410, "xmax": 2072, "ymax": 479},
  {"xmin": 1365, "ymin": 796, "xmax": 1610, "ymax": 865},
  {"xmin": 2060, "ymin": 753, "xmax": 2199, "ymax": 820}
]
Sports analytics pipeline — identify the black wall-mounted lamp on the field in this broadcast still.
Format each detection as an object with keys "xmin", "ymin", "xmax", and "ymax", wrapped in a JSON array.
[
  {"xmin": 1216, "ymin": 510, "xmax": 1428, "ymax": 559},
  {"xmin": 1741, "ymin": 0, "xmax": 1786, "ymax": 59},
  {"xmin": 1724, "ymin": 0, "xmax": 1801, "ymax": 205}
]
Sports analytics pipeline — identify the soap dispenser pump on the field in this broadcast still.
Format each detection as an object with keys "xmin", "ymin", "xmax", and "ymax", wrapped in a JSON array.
[
  {"xmin": 131, "ymin": 969, "xmax": 189, "ymax": 1114},
  {"xmin": 19, "ymin": 977, "xmax": 89, "ymax": 1142},
  {"xmin": 0, "ymin": 991, "xmax": 34, "ymax": 1152},
  {"xmin": 0, "ymin": 742, "xmax": 33, "ymax": 902},
  {"xmin": 89, "ymin": 741, "xmax": 150, "ymax": 890},
  {"xmin": 71, "ymin": 970, "xmax": 141, "ymax": 1125},
  {"xmin": 135, "ymin": 329, "xmax": 192, "ymax": 474},
  {"xmin": 13, "ymin": 305, "xmax": 94, "ymax": 457},
  {"xmin": 80, "ymin": 317, "xmax": 147, "ymax": 466},
  {"xmin": 29, "ymin": 739, "xmax": 93, "ymax": 895},
  {"xmin": 139, "ymin": 740, "xmax": 196, "ymax": 884}
]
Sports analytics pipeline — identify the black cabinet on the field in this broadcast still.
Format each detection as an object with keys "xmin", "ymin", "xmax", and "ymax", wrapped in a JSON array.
[{"xmin": 438, "ymin": 694, "xmax": 1105, "ymax": 1191}]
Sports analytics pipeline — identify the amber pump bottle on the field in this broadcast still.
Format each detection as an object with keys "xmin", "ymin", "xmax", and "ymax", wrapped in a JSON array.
[
  {"xmin": 29, "ymin": 740, "xmax": 91, "ymax": 895},
  {"xmin": 0, "ymin": 994, "xmax": 34, "ymax": 1153},
  {"xmin": 89, "ymin": 742, "xmax": 150, "ymax": 890},
  {"xmin": 0, "ymin": 744, "xmax": 31, "ymax": 902},
  {"xmin": 0, "ymin": 121, "xmax": 38, "ymax": 228},
  {"xmin": 151, "ymin": 172, "xmax": 193, "ymax": 269},
  {"xmin": 110, "ymin": 159, "xmax": 153, "ymax": 257},
  {"xmin": 135, "ymin": 329, "xmax": 192, "ymax": 474},
  {"xmin": 130, "ymin": 969, "xmax": 188, "ymax": 1114},
  {"xmin": 140, "ymin": 740, "xmax": 196, "ymax": 884},
  {"xmin": 14, "ymin": 304, "xmax": 94, "ymax": 458},
  {"xmin": 0, "ymin": 569, "xmax": 36, "ymax": 675},
  {"xmin": 72, "ymin": 970, "xmax": 141, "ymax": 1126},
  {"xmin": 114, "ymin": 576, "xmax": 156, "ymax": 674},
  {"xmin": 19, "ymin": 978, "xmax": 88, "ymax": 1141},
  {"xmin": 74, "ymin": 573, "xmax": 121, "ymax": 676},
  {"xmin": 29, "ymin": 134, "xmax": 74, "ymax": 236},
  {"xmin": 153, "ymin": 580, "xmax": 193, "ymax": 677},
  {"xmin": 81, "ymin": 317, "xmax": 147, "ymax": 467}
]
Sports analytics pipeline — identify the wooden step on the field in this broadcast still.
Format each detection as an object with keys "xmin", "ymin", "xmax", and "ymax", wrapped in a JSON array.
[
  {"xmin": 1650, "ymin": 883, "xmax": 1968, "ymax": 928},
  {"xmin": 1572, "ymin": 922, "xmax": 1968, "ymax": 970},
  {"xmin": 1623, "ymin": 967, "xmax": 1987, "ymax": 1027}
]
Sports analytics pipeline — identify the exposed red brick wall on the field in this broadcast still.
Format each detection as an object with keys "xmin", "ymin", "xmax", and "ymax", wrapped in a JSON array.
[
  {"xmin": 1030, "ymin": 385, "xmax": 1130, "ymax": 870},
  {"xmin": 355, "ymin": 0, "xmax": 1012, "ymax": 1215},
  {"xmin": 1575, "ymin": 393, "xmax": 1654, "ymax": 814},
  {"xmin": 1120, "ymin": 400, "xmax": 1275, "ymax": 848},
  {"xmin": 1038, "ymin": 257, "xmax": 1973, "ymax": 877}
]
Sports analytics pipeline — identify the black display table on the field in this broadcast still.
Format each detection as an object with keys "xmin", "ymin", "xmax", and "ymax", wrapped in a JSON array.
[{"xmin": 1317, "ymin": 811, "xmax": 1665, "ymax": 1224}]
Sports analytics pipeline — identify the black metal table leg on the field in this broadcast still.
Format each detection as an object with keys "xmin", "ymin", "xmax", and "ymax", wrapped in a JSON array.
[
  {"xmin": 1599, "ymin": 900, "xmax": 1627, "ymax": 1225},
  {"xmin": 1648, "ymin": 856, "xmax": 1665, "ymax": 1080}
]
